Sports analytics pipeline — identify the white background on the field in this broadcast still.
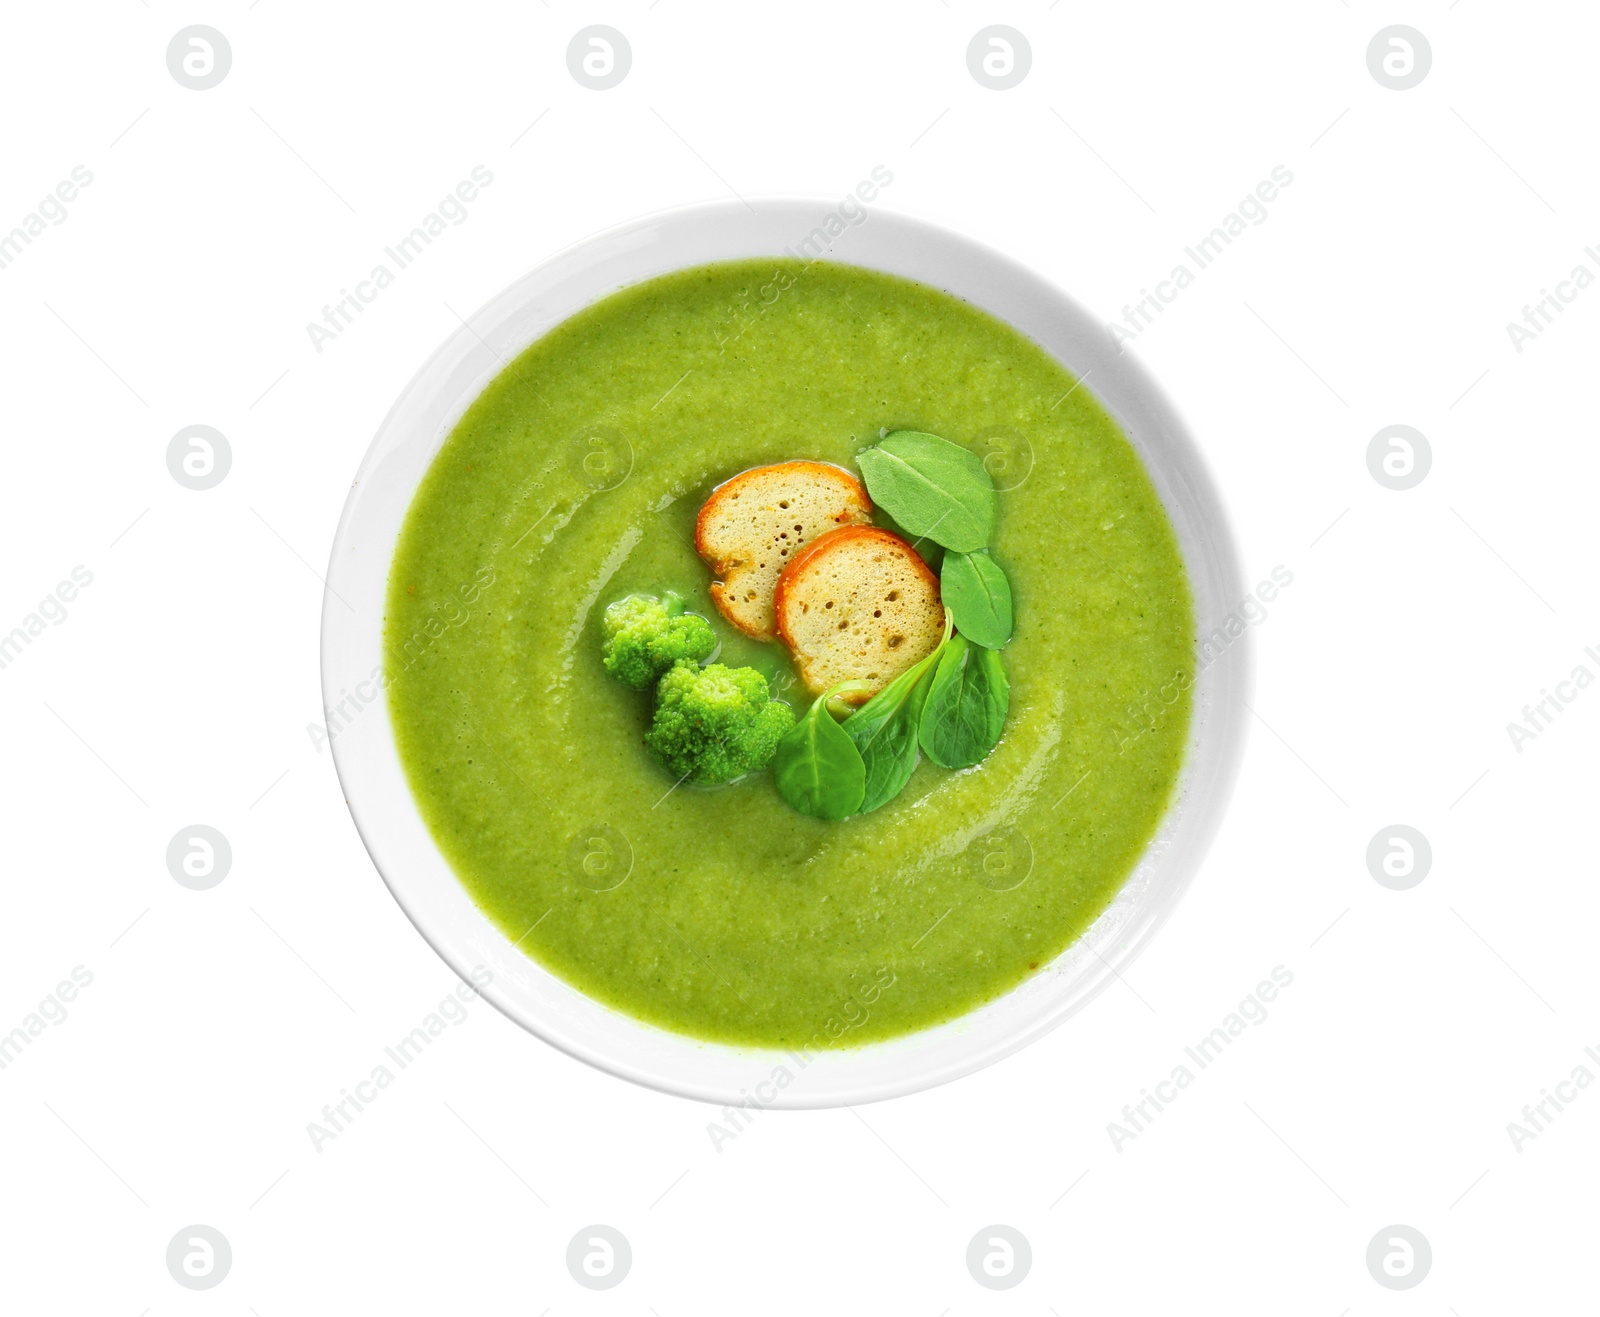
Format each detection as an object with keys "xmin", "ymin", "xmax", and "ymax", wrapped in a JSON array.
[{"xmin": 2, "ymin": 2, "xmax": 1596, "ymax": 1312}]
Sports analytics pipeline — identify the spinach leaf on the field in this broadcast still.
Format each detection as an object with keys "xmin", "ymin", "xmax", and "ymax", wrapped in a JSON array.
[
  {"xmin": 941, "ymin": 550, "xmax": 1013, "ymax": 649},
  {"xmin": 773, "ymin": 681, "xmax": 869, "ymax": 820},
  {"xmin": 845, "ymin": 614, "xmax": 951, "ymax": 812},
  {"xmin": 855, "ymin": 431, "xmax": 997, "ymax": 553},
  {"xmin": 919, "ymin": 634, "xmax": 1009, "ymax": 769}
]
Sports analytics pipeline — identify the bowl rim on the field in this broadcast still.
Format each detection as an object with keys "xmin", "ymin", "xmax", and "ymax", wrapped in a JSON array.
[{"xmin": 321, "ymin": 194, "xmax": 1253, "ymax": 1109}]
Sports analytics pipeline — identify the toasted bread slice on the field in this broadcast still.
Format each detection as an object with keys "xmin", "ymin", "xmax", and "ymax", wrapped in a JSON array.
[
  {"xmin": 695, "ymin": 462, "xmax": 873, "ymax": 639},
  {"xmin": 774, "ymin": 526, "xmax": 944, "ymax": 703}
]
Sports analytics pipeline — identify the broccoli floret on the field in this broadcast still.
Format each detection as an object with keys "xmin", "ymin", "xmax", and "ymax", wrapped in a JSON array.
[
  {"xmin": 601, "ymin": 593, "xmax": 716, "ymax": 690},
  {"xmin": 645, "ymin": 661, "xmax": 797, "ymax": 783}
]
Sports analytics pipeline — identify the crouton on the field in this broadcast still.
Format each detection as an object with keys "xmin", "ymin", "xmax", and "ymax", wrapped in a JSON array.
[
  {"xmin": 774, "ymin": 526, "xmax": 944, "ymax": 703},
  {"xmin": 695, "ymin": 461, "xmax": 873, "ymax": 639}
]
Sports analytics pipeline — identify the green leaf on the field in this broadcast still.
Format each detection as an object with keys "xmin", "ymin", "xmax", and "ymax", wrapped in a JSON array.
[
  {"xmin": 855, "ymin": 431, "xmax": 997, "ymax": 553},
  {"xmin": 772, "ymin": 682, "xmax": 868, "ymax": 820},
  {"xmin": 941, "ymin": 551, "xmax": 1013, "ymax": 649},
  {"xmin": 919, "ymin": 634, "xmax": 1009, "ymax": 769},
  {"xmin": 845, "ymin": 619, "xmax": 950, "ymax": 813}
]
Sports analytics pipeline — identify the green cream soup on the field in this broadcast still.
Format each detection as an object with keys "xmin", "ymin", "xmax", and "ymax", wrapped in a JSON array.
[{"xmin": 385, "ymin": 259, "xmax": 1193, "ymax": 1048}]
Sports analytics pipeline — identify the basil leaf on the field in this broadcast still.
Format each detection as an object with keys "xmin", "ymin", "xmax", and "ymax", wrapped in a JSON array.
[
  {"xmin": 845, "ymin": 640, "xmax": 945, "ymax": 813},
  {"xmin": 919, "ymin": 634, "xmax": 1009, "ymax": 769},
  {"xmin": 773, "ymin": 683, "xmax": 867, "ymax": 820},
  {"xmin": 856, "ymin": 431, "xmax": 997, "ymax": 553},
  {"xmin": 941, "ymin": 551, "xmax": 1013, "ymax": 649}
]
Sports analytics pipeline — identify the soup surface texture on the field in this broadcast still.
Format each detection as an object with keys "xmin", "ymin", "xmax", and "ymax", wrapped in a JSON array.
[{"xmin": 386, "ymin": 258, "xmax": 1194, "ymax": 1048}]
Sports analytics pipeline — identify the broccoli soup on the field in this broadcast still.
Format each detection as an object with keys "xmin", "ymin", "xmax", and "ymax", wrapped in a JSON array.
[{"xmin": 385, "ymin": 258, "xmax": 1194, "ymax": 1048}]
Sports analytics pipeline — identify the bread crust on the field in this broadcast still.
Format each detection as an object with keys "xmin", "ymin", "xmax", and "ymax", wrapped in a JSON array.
[
  {"xmin": 694, "ymin": 461, "xmax": 872, "ymax": 639},
  {"xmin": 774, "ymin": 525, "xmax": 943, "ymax": 703}
]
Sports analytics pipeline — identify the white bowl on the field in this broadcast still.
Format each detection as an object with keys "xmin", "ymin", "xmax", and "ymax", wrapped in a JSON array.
[{"xmin": 322, "ymin": 198, "xmax": 1251, "ymax": 1109}]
